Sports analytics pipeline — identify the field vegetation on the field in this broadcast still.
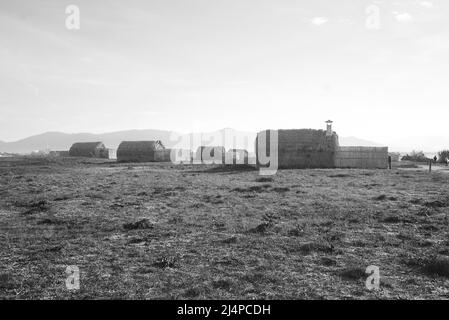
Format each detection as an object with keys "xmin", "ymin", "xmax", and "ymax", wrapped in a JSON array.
[{"xmin": 1, "ymin": 157, "xmax": 448, "ymax": 299}]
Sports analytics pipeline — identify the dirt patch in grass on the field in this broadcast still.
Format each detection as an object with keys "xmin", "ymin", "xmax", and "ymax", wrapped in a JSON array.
[
  {"xmin": 247, "ymin": 222, "xmax": 272, "ymax": 234},
  {"xmin": 339, "ymin": 267, "xmax": 366, "ymax": 281},
  {"xmin": 37, "ymin": 217, "xmax": 65, "ymax": 225},
  {"xmin": 297, "ymin": 242, "xmax": 334, "ymax": 255},
  {"xmin": 183, "ymin": 287, "xmax": 203, "ymax": 298},
  {"xmin": 220, "ymin": 236, "xmax": 238, "ymax": 244},
  {"xmin": 272, "ymin": 187, "xmax": 290, "ymax": 193},
  {"xmin": 373, "ymin": 194, "xmax": 398, "ymax": 202},
  {"xmin": 382, "ymin": 215, "xmax": 401, "ymax": 223},
  {"xmin": 123, "ymin": 219, "xmax": 153, "ymax": 231},
  {"xmin": 16, "ymin": 199, "xmax": 51, "ymax": 215},
  {"xmin": 212, "ymin": 278, "xmax": 234, "ymax": 291},
  {"xmin": 53, "ymin": 194, "xmax": 76, "ymax": 201},
  {"xmin": 152, "ymin": 256, "xmax": 178, "ymax": 269},
  {"xmin": 232, "ymin": 185, "xmax": 271, "ymax": 193},
  {"xmin": 328, "ymin": 174, "xmax": 353, "ymax": 178},
  {"xmin": 321, "ymin": 257, "xmax": 338, "ymax": 267}
]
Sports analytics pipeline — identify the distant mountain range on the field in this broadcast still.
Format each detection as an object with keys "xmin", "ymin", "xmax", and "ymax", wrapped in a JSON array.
[
  {"xmin": 0, "ymin": 129, "xmax": 446, "ymax": 154},
  {"xmin": 0, "ymin": 130, "xmax": 176, "ymax": 154},
  {"xmin": 0, "ymin": 129, "xmax": 255, "ymax": 154},
  {"xmin": 338, "ymin": 136, "xmax": 383, "ymax": 147}
]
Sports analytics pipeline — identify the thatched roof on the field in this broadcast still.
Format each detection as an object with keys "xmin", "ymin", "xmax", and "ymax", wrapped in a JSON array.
[
  {"xmin": 70, "ymin": 142, "xmax": 105, "ymax": 152},
  {"xmin": 117, "ymin": 140, "xmax": 164, "ymax": 152},
  {"xmin": 116, "ymin": 140, "xmax": 165, "ymax": 162},
  {"xmin": 69, "ymin": 141, "xmax": 108, "ymax": 158}
]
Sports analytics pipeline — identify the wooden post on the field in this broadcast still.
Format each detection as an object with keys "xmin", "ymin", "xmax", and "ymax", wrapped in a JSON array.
[
  {"xmin": 429, "ymin": 159, "xmax": 432, "ymax": 173},
  {"xmin": 388, "ymin": 156, "xmax": 392, "ymax": 170}
]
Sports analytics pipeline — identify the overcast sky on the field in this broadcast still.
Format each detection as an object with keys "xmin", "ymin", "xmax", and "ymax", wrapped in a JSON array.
[{"xmin": 1, "ymin": 0, "xmax": 448, "ymax": 147}]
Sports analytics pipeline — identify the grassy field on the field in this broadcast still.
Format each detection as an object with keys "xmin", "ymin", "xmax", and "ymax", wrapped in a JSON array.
[{"xmin": 0, "ymin": 157, "xmax": 449, "ymax": 299}]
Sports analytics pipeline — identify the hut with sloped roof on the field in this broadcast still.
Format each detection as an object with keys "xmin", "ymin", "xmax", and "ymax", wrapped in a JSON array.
[
  {"xmin": 69, "ymin": 142, "xmax": 109, "ymax": 159},
  {"xmin": 116, "ymin": 140, "xmax": 165, "ymax": 162}
]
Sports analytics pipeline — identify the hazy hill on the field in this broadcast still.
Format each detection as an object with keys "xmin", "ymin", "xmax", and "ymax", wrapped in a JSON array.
[
  {"xmin": 338, "ymin": 136, "xmax": 383, "ymax": 147},
  {"xmin": 0, "ymin": 129, "xmax": 256, "ymax": 154},
  {"xmin": 3, "ymin": 129, "xmax": 444, "ymax": 154},
  {"xmin": 0, "ymin": 130, "xmax": 175, "ymax": 154}
]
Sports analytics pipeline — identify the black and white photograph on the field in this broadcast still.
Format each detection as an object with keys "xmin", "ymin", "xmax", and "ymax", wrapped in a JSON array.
[{"xmin": 1, "ymin": 0, "xmax": 449, "ymax": 307}]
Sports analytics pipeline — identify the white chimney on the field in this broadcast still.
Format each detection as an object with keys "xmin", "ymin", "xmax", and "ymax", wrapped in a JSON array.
[{"xmin": 326, "ymin": 120, "xmax": 333, "ymax": 136}]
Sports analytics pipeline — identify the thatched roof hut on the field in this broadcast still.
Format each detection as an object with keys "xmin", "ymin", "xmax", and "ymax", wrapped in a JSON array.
[
  {"xmin": 69, "ymin": 142, "xmax": 109, "ymax": 159},
  {"xmin": 153, "ymin": 149, "xmax": 192, "ymax": 163},
  {"xmin": 154, "ymin": 149, "xmax": 172, "ymax": 162},
  {"xmin": 116, "ymin": 141, "xmax": 164, "ymax": 162}
]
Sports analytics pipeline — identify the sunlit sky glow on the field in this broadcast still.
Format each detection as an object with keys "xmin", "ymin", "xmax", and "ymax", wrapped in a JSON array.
[{"xmin": 1, "ymin": 0, "xmax": 448, "ymax": 150}]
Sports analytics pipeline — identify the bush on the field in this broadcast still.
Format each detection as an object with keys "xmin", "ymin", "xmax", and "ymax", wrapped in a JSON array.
[
  {"xmin": 437, "ymin": 150, "xmax": 449, "ymax": 164},
  {"xmin": 401, "ymin": 151, "xmax": 429, "ymax": 162}
]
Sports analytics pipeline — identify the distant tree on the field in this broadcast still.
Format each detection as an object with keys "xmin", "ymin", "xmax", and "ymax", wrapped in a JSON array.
[
  {"xmin": 437, "ymin": 150, "xmax": 449, "ymax": 163},
  {"xmin": 401, "ymin": 150, "xmax": 429, "ymax": 162}
]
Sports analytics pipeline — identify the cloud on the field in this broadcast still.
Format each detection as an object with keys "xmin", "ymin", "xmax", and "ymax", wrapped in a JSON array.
[
  {"xmin": 310, "ymin": 17, "xmax": 328, "ymax": 26},
  {"xmin": 394, "ymin": 12, "xmax": 413, "ymax": 22},
  {"xmin": 416, "ymin": 1, "xmax": 434, "ymax": 9}
]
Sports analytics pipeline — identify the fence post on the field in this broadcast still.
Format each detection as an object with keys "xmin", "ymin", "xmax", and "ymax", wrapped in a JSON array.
[{"xmin": 429, "ymin": 160, "xmax": 432, "ymax": 173}]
